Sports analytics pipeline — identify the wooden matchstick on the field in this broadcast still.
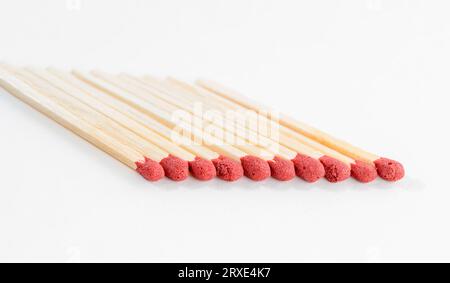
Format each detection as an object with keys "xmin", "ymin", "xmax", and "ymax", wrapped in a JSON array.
[
  {"xmin": 196, "ymin": 80, "xmax": 404, "ymax": 182},
  {"xmin": 11, "ymin": 67, "xmax": 195, "ymax": 182},
  {"xmin": 137, "ymin": 75, "xmax": 354, "ymax": 183},
  {"xmin": 26, "ymin": 68, "xmax": 219, "ymax": 182},
  {"xmin": 164, "ymin": 78, "xmax": 379, "ymax": 183},
  {"xmin": 143, "ymin": 76, "xmax": 340, "ymax": 183},
  {"xmin": 0, "ymin": 67, "xmax": 165, "ymax": 182},
  {"xmin": 94, "ymin": 71, "xmax": 302, "ymax": 182},
  {"xmin": 1, "ymin": 62, "xmax": 404, "ymax": 183},
  {"xmin": 117, "ymin": 74, "xmax": 317, "ymax": 182},
  {"xmin": 47, "ymin": 68, "xmax": 222, "ymax": 181},
  {"xmin": 88, "ymin": 70, "xmax": 280, "ymax": 182},
  {"xmin": 72, "ymin": 70, "xmax": 245, "ymax": 182}
]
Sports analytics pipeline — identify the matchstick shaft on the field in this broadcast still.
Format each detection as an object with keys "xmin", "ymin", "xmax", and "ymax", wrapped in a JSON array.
[
  {"xmin": 101, "ymin": 72, "xmax": 277, "ymax": 160},
  {"xmin": 169, "ymin": 78, "xmax": 355, "ymax": 164},
  {"xmin": 0, "ymin": 69, "xmax": 143, "ymax": 170},
  {"xmin": 73, "ymin": 71, "xmax": 247, "ymax": 161},
  {"xmin": 197, "ymin": 79, "xmax": 379, "ymax": 163},
  {"xmin": 48, "ymin": 69, "xmax": 220, "ymax": 161},
  {"xmin": 144, "ymin": 76, "xmax": 331, "ymax": 162},
  {"xmin": 162, "ymin": 78, "xmax": 328, "ymax": 160},
  {"xmin": 30, "ymin": 68, "xmax": 196, "ymax": 162},
  {"xmin": 97, "ymin": 72, "xmax": 284, "ymax": 160},
  {"xmin": 280, "ymin": 115, "xmax": 379, "ymax": 162},
  {"xmin": 14, "ymin": 68, "xmax": 168, "ymax": 162}
]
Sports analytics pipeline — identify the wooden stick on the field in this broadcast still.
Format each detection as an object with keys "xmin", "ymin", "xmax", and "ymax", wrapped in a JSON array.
[
  {"xmin": 20, "ymin": 68, "xmax": 199, "ymax": 182},
  {"xmin": 48, "ymin": 68, "xmax": 219, "ymax": 162},
  {"xmin": 90, "ymin": 71, "xmax": 278, "ymax": 181},
  {"xmin": 73, "ymin": 70, "xmax": 243, "ymax": 159},
  {"xmin": 139, "ymin": 76, "xmax": 350, "ymax": 182},
  {"xmin": 100, "ymin": 72, "xmax": 276, "ymax": 159},
  {"xmin": 164, "ymin": 78, "xmax": 381, "ymax": 183},
  {"xmin": 146, "ymin": 76, "xmax": 314, "ymax": 165},
  {"xmin": 169, "ymin": 78, "xmax": 353, "ymax": 163},
  {"xmin": 96, "ymin": 72, "xmax": 295, "ymax": 181},
  {"xmin": 0, "ymin": 66, "xmax": 165, "ymax": 181},
  {"xmin": 29, "ymin": 68, "xmax": 196, "ymax": 162},
  {"xmin": 117, "ymin": 74, "xmax": 302, "ymax": 181},
  {"xmin": 196, "ymin": 79, "xmax": 404, "ymax": 182},
  {"xmin": 44, "ymin": 68, "xmax": 221, "ymax": 181},
  {"xmin": 72, "ymin": 70, "xmax": 245, "ymax": 181},
  {"xmin": 122, "ymin": 74, "xmax": 298, "ymax": 159},
  {"xmin": 14, "ymin": 68, "xmax": 168, "ymax": 161}
]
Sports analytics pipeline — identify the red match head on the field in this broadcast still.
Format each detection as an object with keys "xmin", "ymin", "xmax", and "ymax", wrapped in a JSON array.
[
  {"xmin": 135, "ymin": 157, "xmax": 165, "ymax": 182},
  {"xmin": 212, "ymin": 156, "xmax": 244, "ymax": 182},
  {"xmin": 160, "ymin": 155, "xmax": 189, "ymax": 181},
  {"xmin": 291, "ymin": 154, "xmax": 325, "ymax": 183},
  {"xmin": 319, "ymin": 156, "xmax": 351, "ymax": 183},
  {"xmin": 351, "ymin": 161, "xmax": 378, "ymax": 183},
  {"xmin": 240, "ymin": 155, "xmax": 271, "ymax": 181},
  {"xmin": 189, "ymin": 157, "xmax": 217, "ymax": 181},
  {"xmin": 268, "ymin": 156, "xmax": 296, "ymax": 181},
  {"xmin": 374, "ymin": 158, "xmax": 405, "ymax": 182}
]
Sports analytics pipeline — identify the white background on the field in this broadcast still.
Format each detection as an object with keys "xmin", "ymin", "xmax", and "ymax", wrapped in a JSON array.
[{"xmin": 0, "ymin": 0, "xmax": 448, "ymax": 263}]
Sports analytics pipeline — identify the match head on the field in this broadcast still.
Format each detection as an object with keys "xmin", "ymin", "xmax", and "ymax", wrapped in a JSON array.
[
  {"xmin": 135, "ymin": 157, "xmax": 165, "ymax": 182},
  {"xmin": 291, "ymin": 154, "xmax": 325, "ymax": 183},
  {"xmin": 319, "ymin": 156, "xmax": 351, "ymax": 183},
  {"xmin": 351, "ymin": 161, "xmax": 378, "ymax": 183},
  {"xmin": 212, "ymin": 156, "xmax": 244, "ymax": 182},
  {"xmin": 159, "ymin": 155, "xmax": 189, "ymax": 182},
  {"xmin": 189, "ymin": 157, "xmax": 217, "ymax": 181},
  {"xmin": 268, "ymin": 156, "xmax": 296, "ymax": 181},
  {"xmin": 374, "ymin": 158, "xmax": 405, "ymax": 182},
  {"xmin": 240, "ymin": 155, "xmax": 271, "ymax": 181}
]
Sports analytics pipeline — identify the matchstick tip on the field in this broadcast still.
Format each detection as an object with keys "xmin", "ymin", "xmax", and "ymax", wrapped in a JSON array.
[
  {"xmin": 351, "ymin": 161, "xmax": 378, "ymax": 183},
  {"xmin": 189, "ymin": 157, "xmax": 217, "ymax": 181},
  {"xmin": 319, "ymin": 156, "xmax": 351, "ymax": 183},
  {"xmin": 374, "ymin": 158, "xmax": 405, "ymax": 182},
  {"xmin": 291, "ymin": 154, "xmax": 325, "ymax": 183},
  {"xmin": 160, "ymin": 155, "xmax": 189, "ymax": 182},
  {"xmin": 240, "ymin": 156, "xmax": 271, "ymax": 181},
  {"xmin": 268, "ymin": 156, "xmax": 296, "ymax": 181},
  {"xmin": 212, "ymin": 156, "xmax": 244, "ymax": 182},
  {"xmin": 135, "ymin": 157, "xmax": 165, "ymax": 182}
]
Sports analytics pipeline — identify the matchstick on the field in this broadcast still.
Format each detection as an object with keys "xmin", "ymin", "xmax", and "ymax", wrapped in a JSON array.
[
  {"xmin": 0, "ymin": 67, "xmax": 165, "ymax": 182},
  {"xmin": 119, "ymin": 74, "xmax": 325, "ymax": 182},
  {"xmin": 165, "ymin": 78, "xmax": 366, "ymax": 182},
  {"xmin": 145, "ymin": 76, "xmax": 345, "ymax": 183},
  {"xmin": 138, "ymin": 76, "xmax": 356, "ymax": 183},
  {"xmin": 72, "ymin": 70, "xmax": 245, "ymax": 182},
  {"xmin": 165, "ymin": 78, "xmax": 381, "ymax": 183},
  {"xmin": 88, "ymin": 71, "xmax": 280, "ymax": 182},
  {"xmin": 28, "ymin": 68, "xmax": 219, "ymax": 182},
  {"xmin": 197, "ymin": 80, "xmax": 405, "ymax": 182},
  {"xmin": 95, "ymin": 71, "xmax": 301, "ymax": 182},
  {"xmin": 11, "ymin": 67, "xmax": 191, "ymax": 182},
  {"xmin": 48, "ymin": 69, "xmax": 225, "ymax": 181}
]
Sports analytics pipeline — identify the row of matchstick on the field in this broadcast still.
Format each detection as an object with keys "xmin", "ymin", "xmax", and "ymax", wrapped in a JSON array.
[{"xmin": 0, "ymin": 64, "xmax": 404, "ymax": 183}]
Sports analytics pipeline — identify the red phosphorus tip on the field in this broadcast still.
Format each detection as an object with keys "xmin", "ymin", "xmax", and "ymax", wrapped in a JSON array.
[
  {"xmin": 291, "ymin": 154, "xmax": 325, "ymax": 183},
  {"xmin": 268, "ymin": 156, "xmax": 296, "ymax": 181},
  {"xmin": 319, "ymin": 156, "xmax": 351, "ymax": 183},
  {"xmin": 189, "ymin": 157, "xmax": 217, "ymax": 181},
  {"xmin": 351, "ymin": 161, "xmax": 378, "ymax": 183},
  {"xmin": 212, "ymin": 156, "xmax": 244, "ymax": 182},
  {"xmin": 240, "ymin": 155, "xmax": 271, "ymax": 181},
  {"xmin": 374, "ymin": 158, "xmax": 405, "ymax": 182},
  {"xmin": 135, "ymin": 157, "xmax": 165, "ymax": 182},
  {"xmin": 159, "ymin": 155, "xmax": 189, "ymax": 182}
]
